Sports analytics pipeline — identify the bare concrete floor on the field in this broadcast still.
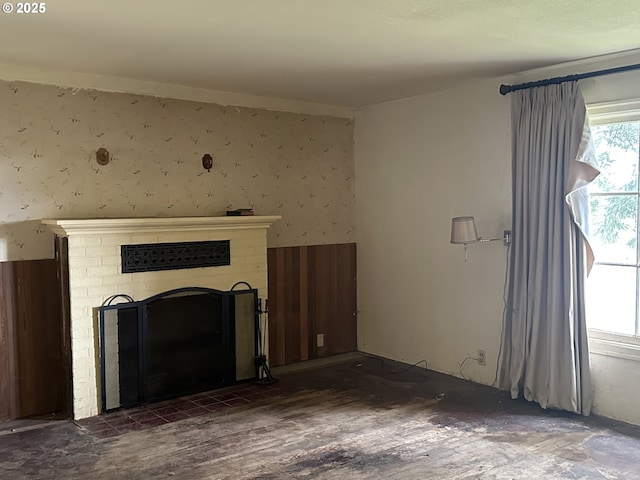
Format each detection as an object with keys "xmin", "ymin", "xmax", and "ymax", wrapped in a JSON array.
[{"xmin": 2, "ymin": 354, "xmax": 640, "ymax": 479}]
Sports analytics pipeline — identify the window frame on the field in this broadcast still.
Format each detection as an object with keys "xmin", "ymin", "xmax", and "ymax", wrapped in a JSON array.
[{"xmin": 587, "ymin": 99, "xmax": 640, "ymax": 360}]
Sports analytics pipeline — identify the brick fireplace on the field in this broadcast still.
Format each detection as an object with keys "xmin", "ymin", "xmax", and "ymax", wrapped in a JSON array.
[{"xmin": 42, "ymin": 216, "xmax": 280, "ymax": 420}]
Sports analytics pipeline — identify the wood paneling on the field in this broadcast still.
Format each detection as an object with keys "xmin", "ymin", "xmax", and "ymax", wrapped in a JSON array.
[
  {"xmin": 0, "ymin": 263, "xmax": 19, "ymax": 420},
  {"xmin": 0, "ymin": 258, "xmax": 66, "ymax": 420},
  {"xmin": 55, "ymin": 237, "xmax": 72, "ymax": 418},
  {"xmin": 268, "ymin": 243, "xmax": 357, "ymax": 366}
]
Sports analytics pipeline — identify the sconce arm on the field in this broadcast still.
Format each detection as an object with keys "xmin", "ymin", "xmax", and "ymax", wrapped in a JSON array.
[{"xmin": 480, "ymin": 230, "xmax": 512, "ymax": 247}]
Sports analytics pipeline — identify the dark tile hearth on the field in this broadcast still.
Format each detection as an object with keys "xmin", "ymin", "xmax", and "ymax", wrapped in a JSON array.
[{"xmin": 76, "ymin": 383, "xmax": 276, "ymax": 438}]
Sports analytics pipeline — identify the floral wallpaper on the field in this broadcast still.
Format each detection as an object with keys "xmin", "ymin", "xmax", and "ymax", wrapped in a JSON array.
[{"xmin": 0, "ymin": 80, "xmax": 355, "ymax": 261}]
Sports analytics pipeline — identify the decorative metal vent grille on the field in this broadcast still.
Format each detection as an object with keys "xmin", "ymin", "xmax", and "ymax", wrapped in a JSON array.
[{"xmin": 121, "ymin": 240, "xmax": 230, "ymax": 273}]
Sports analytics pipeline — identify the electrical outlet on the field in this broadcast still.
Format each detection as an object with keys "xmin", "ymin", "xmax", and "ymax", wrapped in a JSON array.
[
  {"xmin": 477, "ymin": 349, "xmax": 486, "ymax": 366},
  {"xmin": 317, "ymin": 333, "xmax": 325, "ymax": 348}
]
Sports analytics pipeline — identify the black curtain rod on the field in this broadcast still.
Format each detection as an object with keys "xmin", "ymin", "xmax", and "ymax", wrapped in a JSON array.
[{"xmin": 499, "ymin": 62, "xmax": 640, "ymax": 95}]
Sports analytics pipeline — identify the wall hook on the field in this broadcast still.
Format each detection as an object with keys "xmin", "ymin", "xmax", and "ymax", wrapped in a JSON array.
[
  {"xmin": 96, "ymin": 147, "xmax": 110, "ymax": 165},
  {"xmin": 202, "ymin": 154, "xmax": 213, "ymax": 172}
]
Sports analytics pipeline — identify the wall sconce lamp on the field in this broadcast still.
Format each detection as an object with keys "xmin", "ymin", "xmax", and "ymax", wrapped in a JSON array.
[{"xmin": 450, "ymin": 216, "xmax": 511, "ymax": 260}]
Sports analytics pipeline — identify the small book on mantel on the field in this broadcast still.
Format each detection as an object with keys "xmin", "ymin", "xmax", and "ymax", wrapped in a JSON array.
[{"xmin": 226, "ymin": 208, "xmax": 254, "ymax": 216}]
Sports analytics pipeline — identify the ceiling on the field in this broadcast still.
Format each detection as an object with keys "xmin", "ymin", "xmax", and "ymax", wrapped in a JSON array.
[{"xmin": 0, "ymin": 0, "xmax": 639, "ymax": 107}]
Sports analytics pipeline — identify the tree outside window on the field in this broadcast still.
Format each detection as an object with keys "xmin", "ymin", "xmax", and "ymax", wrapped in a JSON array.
[{"xmin": 587, "ymin": 120, "xmax": 640, "ymax": 336}]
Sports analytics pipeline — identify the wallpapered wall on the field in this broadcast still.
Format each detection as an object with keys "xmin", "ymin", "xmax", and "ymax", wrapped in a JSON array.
[{"xmin": 0, "ymin": 80, "xmax": 355, "ymax": 262}]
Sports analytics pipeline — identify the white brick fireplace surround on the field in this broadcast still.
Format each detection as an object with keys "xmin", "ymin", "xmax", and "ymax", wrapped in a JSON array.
[{"xmin": 42, "ymin": 216, "xmax": 280, "ymax": 420}]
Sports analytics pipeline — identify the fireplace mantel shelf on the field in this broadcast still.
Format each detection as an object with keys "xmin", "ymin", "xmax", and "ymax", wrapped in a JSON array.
[{"xmin": 42, "ymin": 215, "xmax": 281, "ymax": 236}]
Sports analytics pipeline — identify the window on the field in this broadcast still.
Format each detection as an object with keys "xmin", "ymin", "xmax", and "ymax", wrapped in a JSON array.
[{"xmin": 587, "ymin": 118, "xmax": 640, "ymax": 337}]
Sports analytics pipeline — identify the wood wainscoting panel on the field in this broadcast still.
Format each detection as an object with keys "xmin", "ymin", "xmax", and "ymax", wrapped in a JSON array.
[
  {"xmin": 55, "ymin": 237, "xmax": 72, "ymax": 418},
  {"xmin": 15, "ymin": 260, "xmax": 65, "ymax": 417},
  {"xmin": 267, "ymin": 243, "xmax": 356, "ymax": 366},
  {"xmin": 0, "ymin": 259, "xmax": 66, "ymax": 420},
  {"xmin": 0, "ymin": 263, "xmax": 19, "ymax": 420}
]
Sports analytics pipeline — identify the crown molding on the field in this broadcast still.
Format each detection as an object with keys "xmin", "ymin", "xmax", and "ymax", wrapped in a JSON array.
[{"xmin": 0, "ymin": 62, "xmax": 355, "ymax": 119}]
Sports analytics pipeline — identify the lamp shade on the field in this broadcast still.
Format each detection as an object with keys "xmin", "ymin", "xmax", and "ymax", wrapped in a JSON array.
[{"xmin": 450, "ymin": 216, "xmax": 480, "ymax": 244}]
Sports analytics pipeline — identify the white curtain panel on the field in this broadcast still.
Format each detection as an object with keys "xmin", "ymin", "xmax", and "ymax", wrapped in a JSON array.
[{"xmin": 498, "ymin": 82, "xmax": 600, "ymax": 415}]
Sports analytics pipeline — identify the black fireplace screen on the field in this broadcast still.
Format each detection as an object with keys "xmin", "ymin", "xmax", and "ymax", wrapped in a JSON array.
[{"xmin": 98, "ymin": 287, "xmax": 258, "ymax": 412}]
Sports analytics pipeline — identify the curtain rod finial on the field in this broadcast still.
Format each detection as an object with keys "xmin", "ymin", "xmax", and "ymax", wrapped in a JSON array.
[{"xmin": 499, "ymin": 84, "xmax": 511, "ymax": 95}]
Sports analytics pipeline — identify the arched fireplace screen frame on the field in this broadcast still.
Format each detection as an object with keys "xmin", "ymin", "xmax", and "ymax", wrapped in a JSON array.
[{"xmin": 98, "ymin": 286, "xmax": 259, "ymax": 413}]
